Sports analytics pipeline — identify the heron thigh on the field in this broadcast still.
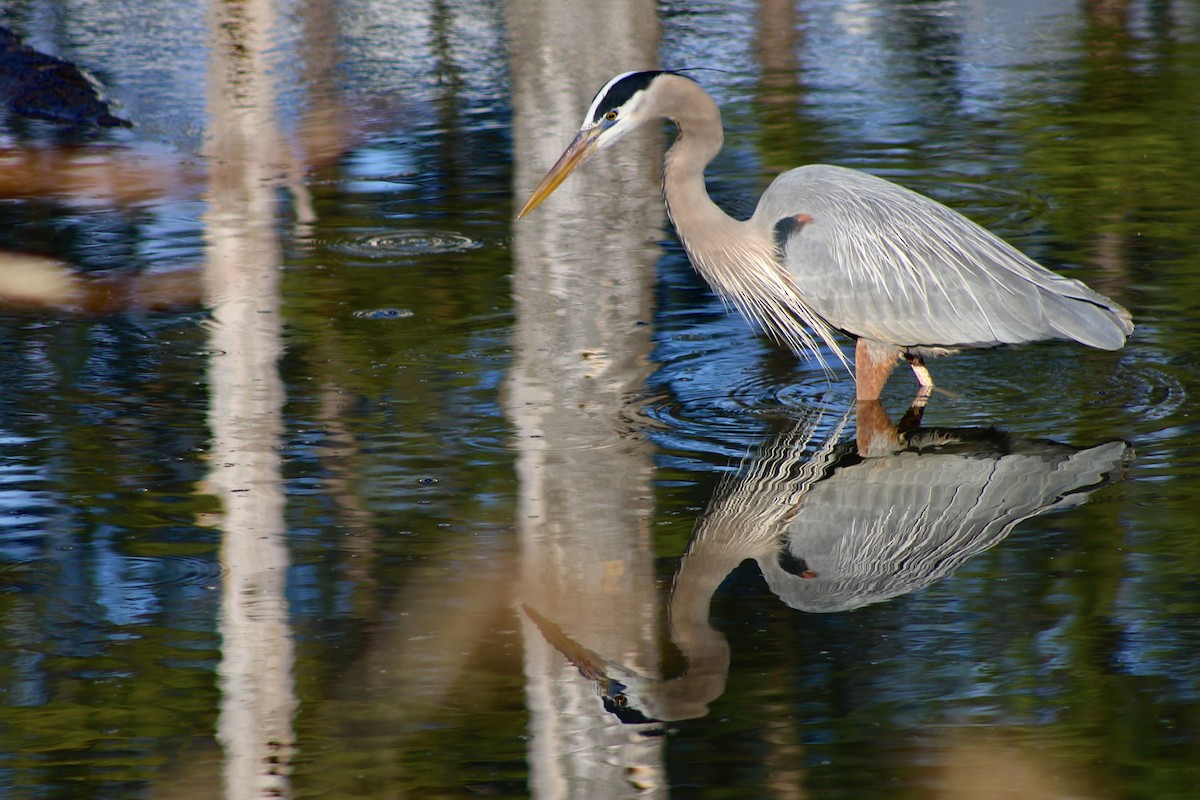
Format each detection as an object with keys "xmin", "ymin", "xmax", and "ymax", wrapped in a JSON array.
[{"xmin": 854, "ymin": 338, "xmax": 901, "ymax": 400}]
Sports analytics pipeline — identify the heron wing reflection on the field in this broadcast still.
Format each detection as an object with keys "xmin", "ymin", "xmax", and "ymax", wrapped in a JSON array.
[
  {"xmin": 525, "ymin": 405, "xmax": 1130, "ymax": 723},
  {"xmin": 759, "ymin": 435, "xmax": 1131, "ymax": 613}
]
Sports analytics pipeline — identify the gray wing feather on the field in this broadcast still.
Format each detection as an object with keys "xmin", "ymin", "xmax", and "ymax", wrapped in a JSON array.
[
  {"xmin": 762, "ymin": 440, "xmax": 1130, "ymax": 613},
  {"xmin": 753, "ymin": 164, "xmax": 1133, "ymax": 349}
]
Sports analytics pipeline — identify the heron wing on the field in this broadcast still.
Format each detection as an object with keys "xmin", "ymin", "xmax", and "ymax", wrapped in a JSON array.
[{"xmin": 754, "ymin": 164, "xmax": 1132, "ymax": 350}]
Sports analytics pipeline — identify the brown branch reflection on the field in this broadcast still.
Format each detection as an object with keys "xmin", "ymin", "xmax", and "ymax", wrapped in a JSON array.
[{"xmin": 527, "ymin": 402, "xmax": 1130, "ymax": 723}]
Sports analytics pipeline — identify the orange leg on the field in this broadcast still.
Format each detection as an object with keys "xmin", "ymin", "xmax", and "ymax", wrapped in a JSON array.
[{"xmin": 853, "ymin": 338, "xmax": 900, "ymax": 401}]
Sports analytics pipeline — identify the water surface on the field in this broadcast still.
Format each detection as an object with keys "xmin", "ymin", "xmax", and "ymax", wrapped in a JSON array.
[{"xmin": 2, "ymin": 1, "xmax": 1199, "ymax": 798}]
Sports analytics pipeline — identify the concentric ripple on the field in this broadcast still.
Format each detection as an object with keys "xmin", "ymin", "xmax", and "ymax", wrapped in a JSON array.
[
  {"xmin": 633, "ymin": 354, "xmax": 842, "ymax": 463},
  {"xmin": 353, "ymin": 308, "xmax": 414, "ymax": 320},
  {"xmin": 1105, "ymin": 360, "xmax": 1187, "ymax": 423},
  {"xmin": 122, "ymin": 554, "xmax": 225, "ymax": 590},
  {"xmin": 328, "ymin": 230, "xmax": 482, "ymax": 260}
]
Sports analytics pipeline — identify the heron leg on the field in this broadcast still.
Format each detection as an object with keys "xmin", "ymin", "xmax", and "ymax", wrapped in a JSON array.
[
  {"xmin": 905, "ymin": 353, "xmax": 935, "ymax": 390},
  {"xmin": 854, "ymin": 338, "xmax": 900, "ymax": 401}
]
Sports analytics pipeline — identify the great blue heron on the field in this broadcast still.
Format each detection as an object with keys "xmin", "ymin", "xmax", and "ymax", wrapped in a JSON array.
[{"xmin": 517, "ymin": 70, "xmax": 1133, "ymax": 400}]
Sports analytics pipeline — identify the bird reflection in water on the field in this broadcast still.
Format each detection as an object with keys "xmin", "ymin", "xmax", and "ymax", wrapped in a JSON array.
[{"xmin": 524, "ymin": 402, "xmax": 1130, "ymax": 723}]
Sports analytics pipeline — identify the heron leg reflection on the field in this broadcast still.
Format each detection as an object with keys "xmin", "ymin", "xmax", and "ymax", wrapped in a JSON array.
[
  {"xmin": 897, "ymin": 390, "xmax": 930, "ymax": 433},
  {"xmin": 856, "ymin": 393, "xmax": 930, "ymax": 458},
  {"xmin": 855, "ymin": 399, "xmax": 901, "ymax": 457}
]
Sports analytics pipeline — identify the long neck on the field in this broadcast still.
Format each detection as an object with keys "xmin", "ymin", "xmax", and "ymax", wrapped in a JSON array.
[
  {"xmin": 655, "ymin": 78, "xmax": 804, "ymax": 346},
  {"xmin": 657, "ymin": 77, "xmax": 743, "ymax": 256},
  {"xmin": 652, "ymin": 76, "xmax": 844, "ymax": 372}
]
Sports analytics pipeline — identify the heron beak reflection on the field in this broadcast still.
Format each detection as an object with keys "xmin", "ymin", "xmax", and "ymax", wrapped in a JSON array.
[{"xmin": 517, "ymin": 125, "xmax": 601, "ymax": 218}]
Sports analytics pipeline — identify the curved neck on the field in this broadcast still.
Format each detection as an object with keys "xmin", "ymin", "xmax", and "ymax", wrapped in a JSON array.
[
  {"xmin": 655, "ymin": 77, "xmax": 792, "ymax": 328},
  {"xmin": 649, "ymin": 75, "xmax": 847, "ymax": 374},
  {"xmin": 655, "ymin": 76, "xmax": 739, "ymax": 243}
]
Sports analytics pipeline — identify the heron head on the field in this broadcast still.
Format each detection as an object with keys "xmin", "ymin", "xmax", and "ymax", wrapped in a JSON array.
[{"xmin": 517, "ymin": 70, "xmax": 668, "ymax": 218}]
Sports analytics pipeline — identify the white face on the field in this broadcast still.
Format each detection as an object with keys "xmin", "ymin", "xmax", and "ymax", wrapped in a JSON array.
[
  {"xmin": 579, "ymin": 71, "xmax": 660, "ymax": 152},
  {"xmin": 517, "ymin": 71, "xmax": 665, "ymax": 218}
]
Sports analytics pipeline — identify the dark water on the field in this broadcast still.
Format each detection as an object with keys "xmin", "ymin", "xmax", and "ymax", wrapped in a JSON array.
[{"xmin": 2, "ymin": 1, "xmax": 1199, "ymax": 798}]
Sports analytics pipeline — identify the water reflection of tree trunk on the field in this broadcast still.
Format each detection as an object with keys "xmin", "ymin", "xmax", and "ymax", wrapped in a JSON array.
[
  {"xmin": 754, "ymin": 7, "xmax": 812, "ymax": 795},
  {"xmin": 202, "ymin": 1, "xmax": 295, "ymax": 798},
  {"xmin": 507, "ymin": 2, "xmax": 665, "ymax": 796},
  {"xmin": 756, "ymin": 0, "xmax": 799, "ymax": 103},
  {"xmin": 1080, "ymin": 0, "xmax": 1134, "ymax": 300}
]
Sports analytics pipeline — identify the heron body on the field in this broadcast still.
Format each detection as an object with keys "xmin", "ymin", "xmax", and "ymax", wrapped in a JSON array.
[{"xmin": 518, "ymin": 70, "xmax": 1133, "ymax": 400}]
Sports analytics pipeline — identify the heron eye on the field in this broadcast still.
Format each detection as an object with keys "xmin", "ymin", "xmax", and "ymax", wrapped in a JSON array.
[{"xmin": 604, "ymin": 110, "xmax": 618, "ymax": 121}]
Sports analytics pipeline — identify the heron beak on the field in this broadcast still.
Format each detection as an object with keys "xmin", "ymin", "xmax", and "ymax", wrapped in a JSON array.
[{"xmin": 517, "ymin": 126, "xmax": 601, "ymax": 218}]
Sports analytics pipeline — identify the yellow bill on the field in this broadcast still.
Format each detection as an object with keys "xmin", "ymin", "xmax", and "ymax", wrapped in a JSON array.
[{"xmin": 517, "ymin": 126, "xmax": 602, "ymax": 218}]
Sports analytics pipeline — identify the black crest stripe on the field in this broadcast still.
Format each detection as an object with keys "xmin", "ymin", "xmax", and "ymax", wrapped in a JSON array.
[{"xmin": 589, "ymin": 70, "xmax": 664, "ymax": 123}]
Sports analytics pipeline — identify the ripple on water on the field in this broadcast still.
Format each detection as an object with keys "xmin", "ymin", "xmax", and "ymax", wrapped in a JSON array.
[
  {"xmin": 122, "ymin": 554, "xmax": 225, "ymax": 590},
  {"xmin": 326, "ymin": 230, "xmax": 482, "ymax": 262},
  {"xmin": 352, "ymin": 308, "xmax": 414, "ymax": 320},
  {"xmin": 933, "ymin": 180, "xmax": 1054, "ymax": 231},
  {"xmin": 1105, "ymin": 359, "xmax": 1187, "ymax": 424},
  {"xmin": 0, "ymin": 559, "xmax": 54, "ymax": 594},
  {"xmin": 0, "ymin": 554, "xmax": 222, "ymax": 599},
  {"xmin": 636, "ymin": 365, "xmax": 842, "ymax": 462}
]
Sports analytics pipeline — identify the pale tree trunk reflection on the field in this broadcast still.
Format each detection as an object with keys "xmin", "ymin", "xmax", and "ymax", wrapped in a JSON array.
[
  {"xmin": 508, "ymin": 1, "xmax": 667, "ymax": 797},
  {"xmin": 203, "ymin": 1, "xmax": 297, "ymax": 797}
]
